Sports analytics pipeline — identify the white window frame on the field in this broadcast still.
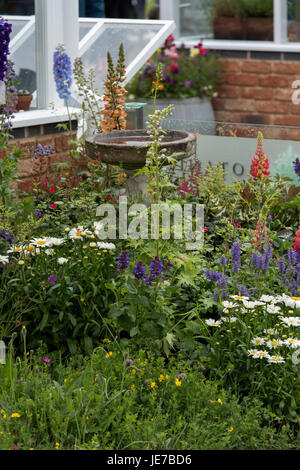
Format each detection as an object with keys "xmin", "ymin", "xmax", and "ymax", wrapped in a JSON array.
[
  {"xmin": 160, "ymin": 0, "xmax": 300, "ymax": 52},
  {"xmin": 3, "ymin": 0, "xmax": 175, "ymax": 129}
]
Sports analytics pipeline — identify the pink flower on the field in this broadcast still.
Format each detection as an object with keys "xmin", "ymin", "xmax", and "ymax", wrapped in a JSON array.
[
  {"xmin": 13, "ymin": 446, "xmax": 19, "ymax": 450},
  {"xmin": 43, "ymin": 357, "xmax": 51, "ymax": 363},
  {"xmin": 164, "ymin": 46, "xmax": 178, "ymax": 60}
]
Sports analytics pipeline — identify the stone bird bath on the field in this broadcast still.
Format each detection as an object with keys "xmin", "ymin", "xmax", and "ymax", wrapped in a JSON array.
[{"xmin": 85, "ymin": 129, "xmax": 196, "ymax": 199}]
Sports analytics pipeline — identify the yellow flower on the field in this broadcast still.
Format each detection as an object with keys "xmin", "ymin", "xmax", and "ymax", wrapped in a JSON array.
[
  {"xmin": 229, "ymin": 426, "xmax": 234, "ymax": 432},
  {"xmin": 25, "ymin": 246, "xmax": 34, "ymax": 252},
  {"xmin": 158, "ymin": 374, "xmax": 165, "ymax": 382},
  {"xmin": 175, "ymin": 378, "xmax": 182, "ymax": 387},
  {"xmin": 89, "ymin": 242, "xmax": 97, "ymax": 248},
  {"xmin": 217, "ymin": 398, "xmax": 223, "ymax": 405},
  {"xmin": 150, "ymin": 381, "xmax": 156, "ymax": 389},
  {"xmin": 55, "ymin": 442, "xmax": 60, "ymax": 450},
  {"xmin": 11, "ymin": 413, "xmax": 21, "ymax": 418},
  {"xmin": 190, "ymin": 47, "xmax": 199, "ymax": 58},
  {"xmin": 105, "ymin": 351, "xmax": 113, "ymax": 359},
  {"xmin": 103, "ymin": 338, "xmax": 111, "ymax": 343},
  {"xmin": 131, "ymin": 384, "xmax": 135, "ymax": 389},
  {"xmin": 132, "ymin": 368, "xmax": 136, "ymax": 375},
  {"xmin": 1, "ymin": 409, "xmax": 7, "ymax": 419}
]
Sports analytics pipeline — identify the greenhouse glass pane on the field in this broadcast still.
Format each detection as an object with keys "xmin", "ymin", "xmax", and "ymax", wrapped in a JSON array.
[
  {"xmin": 81, "ymin": 22, "xmax": 162, "ymax": 93},
  {"xmin": 79, "ymin": 21, "xmax": 95, "ymax": 41},
  {"xmin": 10, "ymin": 19, "xmax": 28, "ymax": 40},
  {"xmin": 10, "ymin": 29, "xmax": 36, "ymax": 94},
  {"xmin": 179, "ymin": 0, "xmax": 274, "ymax": 41}
]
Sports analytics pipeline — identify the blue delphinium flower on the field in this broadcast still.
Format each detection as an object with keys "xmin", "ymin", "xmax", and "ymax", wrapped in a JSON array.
[
  {"xmin": 48, "ymin": 275, "xmax": 56, "ymax": 285},
  {"xmin": 118, "ymin": 251, "xmax": 130, "ymax": 271},
  {"xmin": 53, "ymin": 44, "xmax": 72, "ymax": 101},
  {"xmin": 0, "ymin": 230, "xmax": 14, "ymax": 244},
  {"xmin": 231, "ymin": 241, "xmax": 241, "ymax": 272},
  {"xmin": 219, "ymin": 256, "xmax": 228, "ymax": 267},
  {"xmin": 144, "ymin": 256, "xmax": 164, "ymax": 285},
  {"xmin": 205, "ymin": 270, "xmax": 223, "ymax": 283},
  {"xmin": 34, "ymin": 144, "xmax": 55, "ymax": 159},
  {"xmin": 293, "ymin": 158, "xmax": 300, "ymax": 180},
  {"xmin": 132, "ymin": 261, "xmax": 146, "ymax": 280},
  {"xmin": 0, "ymin": 18, "xmax": 12, "ymax": 82}
]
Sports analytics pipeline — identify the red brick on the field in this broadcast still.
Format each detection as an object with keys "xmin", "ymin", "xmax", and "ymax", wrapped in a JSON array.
[
  {"xmin": 273, "ymin": 115, "xmax": 300, "ymax": 127},
  {"xmin": 224, "ymin": 99, "xmax": 256, "ymax": 112},
  {"xmin": 211, "ymin": 98, "xmax": 226, "ymax": 111},
  {"xmin": 256, "ymin": 101, "xmax": 289, "ymax": 114},
  {"xmin": 241, "ymin": 87, "xmax": 273, "ymax": 100},
  {"xmin": 219, "ymin": 59, "xmax": 241, "ymax": 73},
  {"xmin": 241, "ymin": 60, "xmax": 271, "ymax": 73},
  {"xmin": 272, "ymin": 62, "xmax": 300, "ymax": 75},
  {"xmin": 274, "ymin": 88, "xmax": 293, "ymax": 101},
  {"xmin": 290, "ymin": 103, "xmax": 300, "ymax": 115},
  {"xmin": 257, "ymin": 75, "xmax": 290, "ymax": 88},
  {"xmin": 17, "ymin": 177, "xmax": 35, "ymax": 193},
  {"xmin": 225, "ymin": 73, "xmax": 257, "ymax": 86},
  {"xmin": 54, "ymin": 135, "xmax": 63, "ymax": 153},
  {"xmin": 217, "ymin": 85, "xmax": 240, "ymax": 98}
]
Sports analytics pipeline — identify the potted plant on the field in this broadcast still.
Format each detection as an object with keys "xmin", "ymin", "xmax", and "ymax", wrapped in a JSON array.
[
  {"xmin": 16, "ymin": 88, "xmax": 32, "ymax": 111},
  {"xmin": 206, "ymin": 0, "xmax": 273, "ymax": 41},
  {"xmin": 126, "ymin": 35, "xmax": 220, "ymax": 122}
]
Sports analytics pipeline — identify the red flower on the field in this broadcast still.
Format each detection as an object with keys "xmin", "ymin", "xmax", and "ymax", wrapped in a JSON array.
[
  {"xmin": 51, "ymin": 203, "xmax": 57, "ymax": 209},
  {"xmin": 250, "ymin": 132, "xmax": 270, "ymax": 181},
  {"xmin": 50, "ymin": 187, "xmax": 55, "ymax": 193},
  {"xmin": 293, "ymin": 225, "xmax": 300, "ymax": 253}
]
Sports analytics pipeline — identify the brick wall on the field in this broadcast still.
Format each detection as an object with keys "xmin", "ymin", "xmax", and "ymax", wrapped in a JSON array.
[
  {"xmin": 0, "ymin": 123, "xmax": 79, "ymax": 193},
  {"xmin": 213, "ymin": 57, "xmax": 300, "ymax": 135}
]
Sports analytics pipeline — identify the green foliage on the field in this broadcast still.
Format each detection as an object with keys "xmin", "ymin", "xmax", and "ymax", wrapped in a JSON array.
[
  {"xmin": 207, "ymin": 0, "xmax": 273, "ymax": 18},
  {"xmin": 0, "ymin": 344, "xmax": 297, "ymax": 450}
]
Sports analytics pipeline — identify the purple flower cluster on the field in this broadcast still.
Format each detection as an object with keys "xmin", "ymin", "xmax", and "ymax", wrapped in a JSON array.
[
  {"xmin": 219, "ymin": 256, "xmax": 228, "ymax": 267},
  {"xmin": 251, "ymin": 245, "xmax": 273, "ymax": 273},
  {"xmin": 0, "ymin": 230, "xmax": 14, "ymax": 243},
  {"xmin": 205, "ymin": 269, "xmax": 228, "ymax": 301},
  {"xmin": 118, "ymin": 251, "xmax": 130, "ymax": 270},
  {"xmin": 293, "ymin": 158, "xmax": 300, "ymax": 180},
  {"xmin": 0, "ymin": 18, "xmax": 12, "ymax": 82},
  {"xmin": 279, "ymin": 248, "xmax": 300, "ymax": 296},
  {"xmin": 48, "ymin": 275, "xmax": 56, "ymax": 285},
  {"xmin": 53, "ymin": 44, "xmax": 72, "ymax": 101},
  {"xmin": 132, "ymin": 261, "xmax": 146, "ymax": 280},
  {"xmin": 34, "ymin": 144, "xmax": 55, "ymax": 159},
  {"xmin": 231, "ymin": 241, "xmax": 241, "ymax": 272}
]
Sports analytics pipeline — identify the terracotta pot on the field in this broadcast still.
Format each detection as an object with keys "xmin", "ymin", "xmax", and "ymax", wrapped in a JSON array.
[
  {"xmin": 213, "ymin": 16, "xmax": 273, "ymax": 41},
  {"xmin": 16, "ymin": 94, "xmax": 32, "ymax": 111}
]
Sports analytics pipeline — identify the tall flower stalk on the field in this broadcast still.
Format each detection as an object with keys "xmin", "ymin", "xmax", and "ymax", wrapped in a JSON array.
[
  {"xmin": 100, "ymin": 43, "xmax": 127, "ymax": 133},
  {"xmin": 53, "ymin": 44, "xmax": 73, "ymax": 131},
  {"xmin": 0, "ymin": 17, "xmax": 12, "ymax": 105},
  {"xmin": 250, "ymin": 132, "xmax": 270, "ymax": 181}
]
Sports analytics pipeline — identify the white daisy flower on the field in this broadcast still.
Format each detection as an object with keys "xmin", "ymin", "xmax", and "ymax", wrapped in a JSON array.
[
  {"xmin": 267, "ymin": 304, "xmax": 281, "ymax": 314},
  {"xmin": 205, "ymin": 319, "xmax": 222, "ymax": 327},
  {"xmin": 251, "ymin": 337, "xmax": 265, "ymax": 346},
  {"xmin": 97, "ymin": 242, "xmax": 116, "ymax": 250},
  {"xmin": 69, "ymin": 227, "xmax": 92, "ymax": 241},
  {"xmin": 220, "ymin": 316, "xmax": 237, "ymax": 323},
  {"xmin": 280, "ymin": 317, "xmax": 300, "ymax": 327},
  {"xmin": 255, "ymin": 351, "xmax": 271, "ymax": 359},
  {"xmin": 7, "ymin": 246, "xmax": 25, "ymax": 254},
  {"xmin": 0, "ymin": 255, "xmax": 9, "ymax": 264},
  {"xmin": 248, "ymin": 349, "xmax": 270, "ymax": 359},
  {"xmin": 268, "ymin": 355, "xmax": 285, "ymax": 364},
  {"xmin": 222, "ymin": 301, "xmax": 237, "ymax": 309},
  {"xmin": 284, "ymin": 338, "xmax": 300, "ymax": 348},
  {"xmin": 45, "ymin": 249, "xmax": 55, "ymax": 256},
  {"xmin": 266, "ymin": 339, "xmax": 283, "ymax": 349},
  {"xmin": 58, "ymin": 257, "xmax": 68, "ymax": 265},
  {"xmin": 47, "ymin": 237, "xmax": 66, "ymax": 246},
  {"xmin": 242, "ymin": 301, "xmax": 257, "ymax": 309},
  {"xmin": 264, "ymin": 329, "xmax": 278, "ymax": 335},
  {"xmin": 259, "ymin": 295, "xmax": 275, "ymax": 303},
  {"xmin": 230, "ymin": 295, "xmax": 249, "ymax": 301},
  {"xmin": 30, "ymin": 238, "xmax": 53, "ymax": 248}
]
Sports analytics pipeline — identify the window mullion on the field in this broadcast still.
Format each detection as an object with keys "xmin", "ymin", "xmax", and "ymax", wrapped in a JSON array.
[{"xmin": 274, "ymin": 0, "xmax": 287, "ymax": 44}]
